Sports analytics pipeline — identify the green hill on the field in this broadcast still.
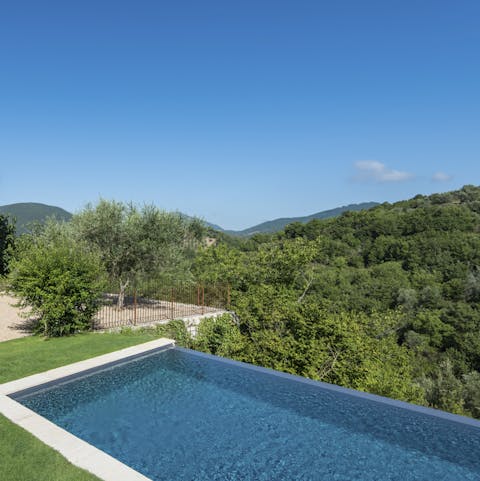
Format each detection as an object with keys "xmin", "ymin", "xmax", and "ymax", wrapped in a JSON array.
[
  {"xmin": 0, "ymin": 203, "xmax": 72, "ymax": 235},
  {"xmin": 221, "ymin": 202, "xmax": 379, "ymax": 236}
]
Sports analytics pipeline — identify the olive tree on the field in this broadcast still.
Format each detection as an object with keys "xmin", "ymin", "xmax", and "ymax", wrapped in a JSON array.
[{"xmin": 71, "ymin": 200, "xmax": 204, "ymax": 307}]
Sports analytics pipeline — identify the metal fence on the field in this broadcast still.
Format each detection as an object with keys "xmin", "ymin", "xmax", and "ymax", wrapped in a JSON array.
[{"xmin": 93, "ymin": 283, "xmax": 230, "ymax": 330}]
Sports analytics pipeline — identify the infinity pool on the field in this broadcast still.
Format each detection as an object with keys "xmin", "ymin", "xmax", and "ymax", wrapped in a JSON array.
[{"xmin": 13, "ymin": 347, "xmax": 480, "ymax": 480}]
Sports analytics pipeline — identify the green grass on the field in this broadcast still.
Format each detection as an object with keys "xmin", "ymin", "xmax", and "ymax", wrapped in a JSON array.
[
  {"xmin": 0, "ymin": 330, "xmax": 169, "ymax": 481},
  {"xmin": 0, "ymin": 415, "xmax": 100, "ymax": 481},
  {"xmin": 0, "ymin": 330, "xmax": 164, "ymax": 384}
]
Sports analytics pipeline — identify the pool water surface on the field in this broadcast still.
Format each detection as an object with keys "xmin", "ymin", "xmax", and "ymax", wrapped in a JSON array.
[{"xmin": 13, "ymin": 347, "xmax": 480, "ymax": 481}]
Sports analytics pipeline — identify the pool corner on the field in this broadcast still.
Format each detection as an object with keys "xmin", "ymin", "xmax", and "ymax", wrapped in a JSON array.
[{"xmin": 0, "ymin": 337, "xmax": 175, "ymax": 481}]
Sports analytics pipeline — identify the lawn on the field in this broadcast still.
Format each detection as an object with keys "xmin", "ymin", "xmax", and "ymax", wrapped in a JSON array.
[{"xmin": 0, "ymin": 330, "xmax": 169, "ymax": 481}]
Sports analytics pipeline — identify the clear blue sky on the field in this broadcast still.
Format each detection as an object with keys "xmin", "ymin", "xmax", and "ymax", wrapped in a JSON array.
[{"xmin": 1, "ymin": 0, "xmax": 479, "ymax": 230}]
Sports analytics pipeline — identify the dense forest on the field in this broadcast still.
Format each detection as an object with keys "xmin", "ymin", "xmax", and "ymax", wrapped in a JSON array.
[
  {"xmin": 1, "ymin": 186, "xmax": 480, "ymax": 418},
  {"xmin": 194, "ymin": 185, "xmax": 480, "ymax": 418},
  {"xmin": 215, "ymin": 201, "xmax": 379, "ymax": 236}
]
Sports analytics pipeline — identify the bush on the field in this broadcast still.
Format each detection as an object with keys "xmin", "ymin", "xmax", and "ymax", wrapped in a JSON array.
[
  {"xmin": 463, "ymin": 371, "xmax": 480, "ymax": 418},
  {"xmin": 154, "ymin": 319, "xmax": 192, "ymax": 347},
  {"xmin": 193, "ymin": 314, "xmax": 245, "ymax": 358},
  {"xmin": 9, "ymin": 227, "xmax": 105, "ymax": 337}
]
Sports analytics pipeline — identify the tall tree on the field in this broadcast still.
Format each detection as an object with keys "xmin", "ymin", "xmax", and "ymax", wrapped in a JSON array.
[{"xmin": 72, "ymin": 200, "xmax": 204, "ymax": 307}]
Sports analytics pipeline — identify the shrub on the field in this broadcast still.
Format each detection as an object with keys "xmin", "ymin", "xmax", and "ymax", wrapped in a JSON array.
[
  {"xmin": 154, "ymin": 319, "xmax": 192, "ymax": 347},
  {"xmin": 193, "ymin": 314, "xmax": 245, "ymax": 357},
  {"xmin": 9, "ymin": 227, "xmax": 105, "ymax": 337},
  {"xmin": 463, "ymin": 371, "xmax": 480, "ymax": 418}
]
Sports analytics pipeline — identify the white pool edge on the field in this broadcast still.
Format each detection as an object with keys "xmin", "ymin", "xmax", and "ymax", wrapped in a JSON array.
[{"xmin": 0, "ymin": 337, "xmax": 175, "ymax": 481}]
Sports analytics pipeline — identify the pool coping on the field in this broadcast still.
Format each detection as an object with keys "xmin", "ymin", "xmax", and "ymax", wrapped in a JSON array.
[{"xmin": 0, "ymin": 338, "xmax": 175, "ymax": 481}]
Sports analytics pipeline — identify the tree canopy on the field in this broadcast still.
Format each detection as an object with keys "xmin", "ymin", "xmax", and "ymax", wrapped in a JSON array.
[{"xmin": 71, "ymin": 200, "xmax": 205, "ymax": 305}]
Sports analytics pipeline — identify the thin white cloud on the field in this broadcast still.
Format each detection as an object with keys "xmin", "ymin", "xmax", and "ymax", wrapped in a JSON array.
[
  {"xmin": 354, "ymin": 160, "xmax": 414, "ymax": 183},
  {"xmin": 432, "ymin": 172, "xmax": 453, "ymax": 182}
]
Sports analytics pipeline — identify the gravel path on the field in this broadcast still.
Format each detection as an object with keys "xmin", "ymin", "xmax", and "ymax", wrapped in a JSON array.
[{"xmin": 0, "ymin": 294, "xmax": 31, "ymax": 342}]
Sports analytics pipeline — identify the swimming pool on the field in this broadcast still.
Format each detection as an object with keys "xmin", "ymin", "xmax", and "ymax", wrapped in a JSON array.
[{"xmin": 10, "ymin": 345, "xmax": 480, "ymax": 480}]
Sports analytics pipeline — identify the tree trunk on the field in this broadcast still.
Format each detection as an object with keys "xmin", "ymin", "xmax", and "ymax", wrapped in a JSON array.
[{"xmin": 117, "ymin": 279, "xmax": 129, "ymax": 309}]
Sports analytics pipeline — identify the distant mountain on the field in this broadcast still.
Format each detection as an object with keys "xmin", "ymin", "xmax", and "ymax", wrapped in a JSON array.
[
  {"xmin": 219, "ymin": 202, "xmax": 379, "ymax": 237},
  {"xmin": 203, "ymin": 221, "xmax": 225, "ymax": 231},
  {"xmin": 0, "ymin": 203, "xmax": 72, "ymax": 235},
  {"xmin": 0, "ymin": 201, "xmax": 379, "ymax": 237}
]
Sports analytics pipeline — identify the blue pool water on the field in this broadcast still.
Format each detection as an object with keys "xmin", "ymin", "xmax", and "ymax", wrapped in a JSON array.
[{"xmin": 13, "ymin": 347, "xmax": 480, "ymax": 481}]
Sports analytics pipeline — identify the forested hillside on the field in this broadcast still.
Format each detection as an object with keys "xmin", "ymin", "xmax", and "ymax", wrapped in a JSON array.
[
  {"xmin": 0, "ymin": 203, "xmax": 72, "ymax": 235},
  {"xmin": 221, "ymin": 202, "xmax": 379, "ymax": 236},
  {"xmin": 194, "ymin": 185, "xmax": 480, "ymax": 417}
]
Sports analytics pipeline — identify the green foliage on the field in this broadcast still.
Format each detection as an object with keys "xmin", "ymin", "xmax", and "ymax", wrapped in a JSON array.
[
  {"xmin": 192, "ymin": 288, "xmax": 423, "ymax": 403},
  {"xmin": 463, "ymin": 371, "xmax": 480, "ymax": 418},
  {"xmin": 153, "ymin": 319, "xmax": 192, "ymax": 347},
  {"xmin": 9, "ymin": 223, "xmax": 105, "ymax": 337},
  {"xmin": 421, "ymin": 359, "xmax": 465, "ymax": 414},
  {"xmin": 194, "ymin": 185, "xmax": 480, "ymax": 417},
  {"xmin": 72, "ymin": 200, "xmax": 204, "ymax": 297},
  {"xmin": 0, "ymin": 214, "xmax": 15, "ymax": 276},
  {"xmin": 194, "ymin": 243, "xmax": 246, "ymax": 286},
  {"xmin": 193, "ymin": 314, "xmax": 245, "ymax": 357},
  {"xmin": 118, "ymin": 321, "xmax": 193, "ymax": 347}
]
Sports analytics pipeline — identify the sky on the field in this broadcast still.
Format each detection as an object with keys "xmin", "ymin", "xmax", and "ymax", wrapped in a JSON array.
[{"xmin": 0, "ymin": 0, "xmax": 479, "ymax": 230}]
